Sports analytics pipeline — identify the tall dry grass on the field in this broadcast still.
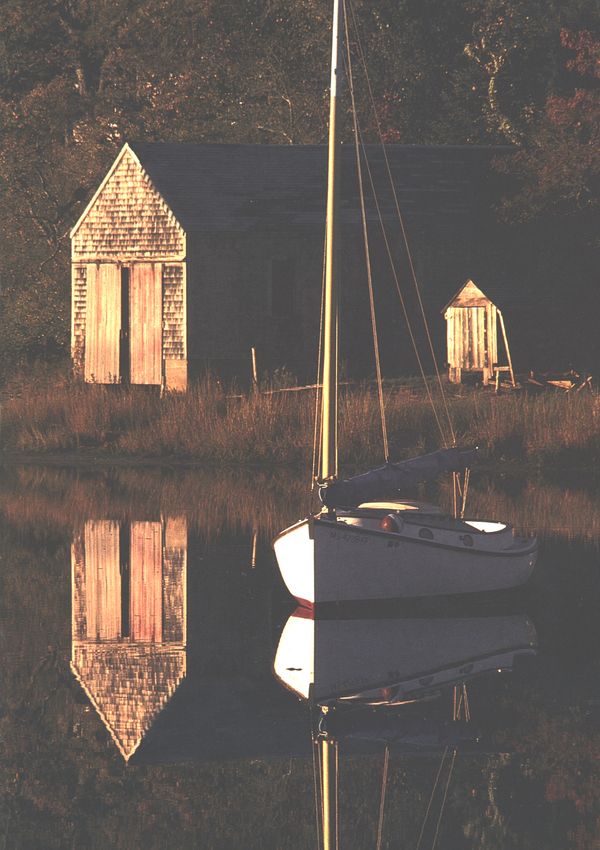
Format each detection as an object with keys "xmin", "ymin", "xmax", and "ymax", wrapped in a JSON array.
[{"xmin": 2, "ymin": 372, "xmax": 599, "ymax": 466}]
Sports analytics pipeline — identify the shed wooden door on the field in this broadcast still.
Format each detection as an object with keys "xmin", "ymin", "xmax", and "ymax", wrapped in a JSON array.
[
  {"xmin": 85, "ymin": 264, "xmax": 121, "ymax": 382},
  {"xmin": 468, "ymin": 307, "xmax": 486, "ymax": 369},
  {"xmin": 130, "ymin": 521, "xmax": 163, "ymax": 642},
  {"xmin": 84, "ymin": 520, "xmax": 121, "ymax": 639},
  {"xmin": 130, "ymin": 264, "xmax": 162, "ymax": 385},
  {"xmin": 452, "ymin": 307, "xmax": 487, "ymax": 370}
]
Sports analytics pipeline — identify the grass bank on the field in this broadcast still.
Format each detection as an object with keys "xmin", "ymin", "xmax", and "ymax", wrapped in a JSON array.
[{"xmin": 2, "ymin": 373, "xmax": 600, "ymax": 467}]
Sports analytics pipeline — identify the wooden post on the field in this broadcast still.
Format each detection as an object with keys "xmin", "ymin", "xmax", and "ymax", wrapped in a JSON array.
[
  {"xmin": 497, "ymin": 310, "xmax": 516, "ymax": 387},
  {"xmin": 251, "ymin": 347, "xmax": 258, "ymax": 388}
]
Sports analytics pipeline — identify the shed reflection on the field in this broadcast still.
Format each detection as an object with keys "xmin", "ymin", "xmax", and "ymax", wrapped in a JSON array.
[{"xmin": 70, "ymin": 516, "xmax": 187, "ymax": 760}]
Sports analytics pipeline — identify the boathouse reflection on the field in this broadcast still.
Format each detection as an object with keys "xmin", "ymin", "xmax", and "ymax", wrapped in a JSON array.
[{"xmin": 70, "ymin": 517, "xmax": 187, "ymax": 761}]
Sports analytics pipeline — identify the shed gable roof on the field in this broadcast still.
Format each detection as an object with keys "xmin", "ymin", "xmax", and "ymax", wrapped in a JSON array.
[
  {"xmin": 70, "ymin": 144, "xmax": 185, "ymax": 247},
  {"xmin": 74, "ymin": 142, "xmax": 494, "ymax": 235},
  {"xmin": 443, "ymin": 279, "xmax": 495, "ymax": 312}
]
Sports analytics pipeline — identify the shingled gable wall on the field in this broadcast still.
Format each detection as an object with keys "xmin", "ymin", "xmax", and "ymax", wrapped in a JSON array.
[{"xmin": 71, "ymin": 144, "xmax": 187, "ymax": 390}]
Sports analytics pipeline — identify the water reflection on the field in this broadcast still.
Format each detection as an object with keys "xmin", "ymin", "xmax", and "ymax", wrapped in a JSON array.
[
  {"xmin": 274, "ymin": 609, "xmax": 537, "ymax": 849},
  {"xmin": 274, "ymin": 609, "xmax": 537, "ymax": 705},
  {"xmin": 70, "ymin": 517, "xmax": 187, "ymax": 760},
  {"xmin": 3, "ymin": 464, "xmax": 600, "ymax": 848}
]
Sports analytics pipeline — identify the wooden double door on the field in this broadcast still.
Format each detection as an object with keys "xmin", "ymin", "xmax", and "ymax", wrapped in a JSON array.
[{"xmin": 85, "ymin": 262, "xmax": 162, "ymax": 385}]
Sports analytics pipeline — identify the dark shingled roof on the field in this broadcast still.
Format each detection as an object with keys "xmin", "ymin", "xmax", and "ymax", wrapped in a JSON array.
[{"xmin": 128, "ymin": 142, "xmax": 494, "ymax": 233}]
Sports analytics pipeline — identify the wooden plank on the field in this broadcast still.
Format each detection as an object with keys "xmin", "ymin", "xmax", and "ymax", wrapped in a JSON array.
[
  {"xmin": 85, "ymin": 264, "xmax": 121, "ymax": 383},
  {"xmin": 130, "ymin": 521, "xmax": 163, "ymax": 642},
  {"xmin": 488, "ymin": 304, "xmax": 498, "ymax": 367},
  {"xmin": 446, "ymin": 308, "xmax": 455, "ymax": 371},
  {"xmin": 498, "ymin": 310, "xmax": 516, "ymax": 387},
  {"xmin": 459, "ymin": 309, "xmax": 465, "ymax": 368},
  {"xmin": 464, "ymin": 309, "xmax": 471, "ymax": 370},
  {"xmin": 164, "ymin": 358, "xmax": 187, "ymax": 391},
  {"xmin": 471, "ymin": 308, "xmax": 480, "ymax": 368},
  {"xmin": 130, "ymin": 263, "xmax": 162, "ymax": 385},
  {"xmin": 478, "ymin": 307, "xmax": 486, "ymax": 369},
  {"xmin": 84, "ymin": 520, "xmax": 121, "ymax": 639}
]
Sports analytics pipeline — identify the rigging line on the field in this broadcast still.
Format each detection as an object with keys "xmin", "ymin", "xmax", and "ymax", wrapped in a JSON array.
[
  {"xmin": 352, "ymin": 119, "xmax": 451, "ymax": 448},
  {"xmin": 375, "ymin": 746, "xmax": 390, "ymax": 850},
  {"xmin": 431, "ymin": 749, "xmax": 457, "ymax": 850},
  {"xmin": 460, "ymin": 468, "xmax": 471, "ymax": 519},
  {"xmin": 462, "ymin": 684, "xmax": 471, "ymax": 722},
  {"xmin": 312, "ymin": 233, "xmax": 329, "ymax": 495},
  {"xmin": 415, "ymin": 746, "xmax": 449, "ymax": 850},
  {"xmin": 347, "ymin": 0, "xmax": 457, "ymax": 447},
  {"xmin": 343, "ymin": 0, "xmax": 389, "ymax": 463},
  {"xmin": 342, "ymin": 0, "xmax": 448, "ymax": 447}
]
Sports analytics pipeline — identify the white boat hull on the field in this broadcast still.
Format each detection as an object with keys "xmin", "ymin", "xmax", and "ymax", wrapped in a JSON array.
[
  {"xmin": 274, "ymin": 611, "xmax": 537, "ymax": 703},
  {"xmin": 273, "ymin": 514, "xmax": 537, "ymax": 605}
]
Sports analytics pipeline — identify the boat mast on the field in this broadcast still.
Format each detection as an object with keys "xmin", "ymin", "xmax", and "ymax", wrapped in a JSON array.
[{"xmin": 319, "ymin": 0, "xmax": 343, "ymax": 484}]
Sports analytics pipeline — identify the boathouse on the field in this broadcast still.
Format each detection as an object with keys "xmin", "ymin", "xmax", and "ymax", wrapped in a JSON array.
[
  {"xmin": 443, "ymin": 279, "xmax": 515, "ymax": 386},
  {"xmin": 71, "ymin": 143, "xmax": 495, "ymax": 389}
]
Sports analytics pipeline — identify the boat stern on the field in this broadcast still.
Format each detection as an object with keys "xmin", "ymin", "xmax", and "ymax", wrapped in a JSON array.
[{"xmin": 273, "ymin": 518, "xmax": 315, "ymax": 606}]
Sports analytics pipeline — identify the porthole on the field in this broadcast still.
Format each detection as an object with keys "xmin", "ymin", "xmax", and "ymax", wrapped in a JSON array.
[
  {"xmin": 380, "ymin": 514, "xmax": 399, "ymax": 533},
  {"xmin": 461, "ymin": 534, "xmax": 474, "ymax": 547},
  {"xmin": 418, "ymin": 527, "xmax": 434, "ymax": 540},
  {"xmin": 380, "ymin": 514, "xmax": 404, "ymax": 533}
]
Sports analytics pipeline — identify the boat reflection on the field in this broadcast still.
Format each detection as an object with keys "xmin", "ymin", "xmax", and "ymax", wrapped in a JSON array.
[
  {"xmin": 274, "ymin": 608, "xmax": 538, "ymax": 706},
  {"xmin": 70, "ymin": 516, "xmax": 187, "ymax": 761},
  {"xmin": 274, "ymin": 607, "xmax": 538, "ymax": 849}
]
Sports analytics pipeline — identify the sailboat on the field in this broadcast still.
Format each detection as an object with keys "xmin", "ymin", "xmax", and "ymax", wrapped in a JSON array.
[{"xmin": 273, "ymin": 0, "xmax": 537, "ymax": 606}]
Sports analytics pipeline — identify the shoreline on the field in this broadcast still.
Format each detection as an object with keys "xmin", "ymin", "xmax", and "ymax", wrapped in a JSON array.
[
  {"xmin": 3, "ymin": 377, "xmax": 599, "ymax": 473},
  {"xmin": 0, "ymin": 450, "xmax": 597, "ymax": 479}
]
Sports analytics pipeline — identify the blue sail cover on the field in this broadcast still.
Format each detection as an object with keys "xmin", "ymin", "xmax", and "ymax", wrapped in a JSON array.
[{"xmin": 320, "ymin": 447, "xmax": 477, "ymax": 508}]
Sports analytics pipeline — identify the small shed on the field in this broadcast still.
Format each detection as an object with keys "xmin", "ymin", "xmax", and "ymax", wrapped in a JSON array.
[{"xmin": 443, "ymin": 279, "xmax": 514, "ymax": 386}]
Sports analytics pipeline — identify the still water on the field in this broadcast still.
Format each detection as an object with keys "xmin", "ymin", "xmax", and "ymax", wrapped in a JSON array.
[{"xmin": 1, "ymin": 464, "xmax": 600, "ymax": 849}]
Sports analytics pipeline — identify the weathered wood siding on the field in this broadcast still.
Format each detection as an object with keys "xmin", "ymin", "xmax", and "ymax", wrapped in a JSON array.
[
  {"xmin": 71, "ymin": 147, "xmax": 185, "ymax": 261},
  {"xmin": 163, "ymin": 263, "xmax": 187, "ymax": 390},
  {"xmin": 163, "ymin": 516, "xmax": 187, "ymax": 644},
  {"xmin": 130, "ymin": 263, "xmax": 163, "ymax": 385},
  {"xmin": 71, "ymin": 265, "xmax": 87, "ymax": 374},
  {"xmin": 71, "ymin": 531, "xmax": 86, "ymax": 640},
  {"xmin": 446, "ymin": 305, "xmax": 498, "ymax": 382},
  {"xmin": 84, "ymin": 263, "xmax": 121, "ymax": 383}
]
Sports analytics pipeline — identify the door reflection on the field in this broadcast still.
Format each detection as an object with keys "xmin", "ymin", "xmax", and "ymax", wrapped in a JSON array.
[{"xmin": 71, "ymin": 517, "xmax": 187, "ymax": 761}]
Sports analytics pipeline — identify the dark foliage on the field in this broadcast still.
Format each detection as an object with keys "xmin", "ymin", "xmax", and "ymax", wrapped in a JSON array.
[{"xmin": 0, "ymin": 0, "xmax": 598, "ymax": 372}]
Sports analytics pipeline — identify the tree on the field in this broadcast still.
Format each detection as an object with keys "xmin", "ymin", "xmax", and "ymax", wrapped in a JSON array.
[{"xmin": 494, "ymin": 28, "xmax": 600, "ymax": 228}]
